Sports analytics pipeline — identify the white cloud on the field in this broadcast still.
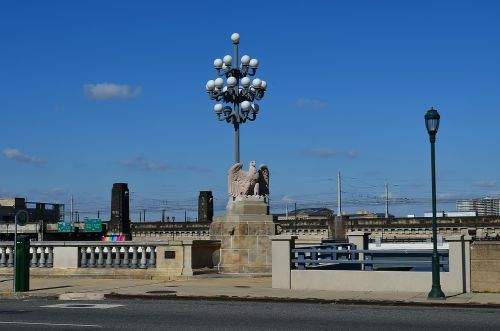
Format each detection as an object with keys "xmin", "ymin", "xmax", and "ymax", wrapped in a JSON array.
[
  {"xmin": 84, "ymin": 83, "xmax": 142, "ymax": 100},
  {"xmin": 281, "ymin": 195, "xmax": 295, "ymax": 203},
  {"xmin": 437, "ymin": 192, "xmax": 464, "ymax": 200},
  {"xmin": 346, "ymin": 150, "xmax": 358, "ymax": 159},
  {"xmin": 295, "ymin": 98, "xmax": 327, "ymax": 109},
  {"xmin": 120, "ymin": 156, "xmax": 167, "ymax": 171},
  {"xmin": 2, "ymin": 148, "xmax": 44, "ymax": 165},
  {"xmin": 474, "ymin": 179, "xmax": 497, "ymax": 188}
]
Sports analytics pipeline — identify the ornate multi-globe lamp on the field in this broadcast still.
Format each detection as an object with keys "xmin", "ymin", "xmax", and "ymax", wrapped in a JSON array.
[{"xmin": 206, "ymin": 33, "xmax": 267, "ymax": 164}]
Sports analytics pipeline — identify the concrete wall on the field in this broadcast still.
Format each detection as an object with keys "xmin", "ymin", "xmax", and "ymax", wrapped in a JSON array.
[
  {"xmin": 272, "ymin": 235, "xmax": 471, "ymax": 293},
  {"xmin": 53, "ymin": 247, "xmax": 79, "ymax": 268},
  {"xmin": 471, "ymin": 241, "xmax": 500, "ymax": 292}
]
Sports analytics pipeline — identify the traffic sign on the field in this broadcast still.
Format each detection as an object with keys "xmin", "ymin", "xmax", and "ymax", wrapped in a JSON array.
[
  {"xmin": 15, "ymin": 210, "xmax": 29, "ymax": 226},
  {"xmin": 57, "ymin": 222, "xmax": 74, "ymax": 232},
  {"xmin": 84, "ymin": 218, "xmax": 102, "ymax": 232}
]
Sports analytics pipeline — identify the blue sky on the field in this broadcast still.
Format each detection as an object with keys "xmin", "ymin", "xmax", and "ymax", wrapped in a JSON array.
[{"xmin": 1, "ymin": 1, "xmax": 499, "ymax": 220}]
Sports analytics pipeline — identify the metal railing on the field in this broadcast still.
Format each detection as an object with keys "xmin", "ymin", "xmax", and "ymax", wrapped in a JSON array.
[{"xmin": 291, "ymin": 244, "xmax": 449, "ymax": 272}]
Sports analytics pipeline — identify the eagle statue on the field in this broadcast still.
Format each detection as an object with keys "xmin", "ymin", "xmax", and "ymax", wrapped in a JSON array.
[{"xmin": 228, "ymin": 161, "xmax": 269, "ymax": 198}]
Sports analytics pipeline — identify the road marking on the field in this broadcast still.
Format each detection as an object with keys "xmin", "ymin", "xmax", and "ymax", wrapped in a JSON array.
[
  {"xmin": 0, "ymin": 321, "xmax": 102, "ymax": 328},
  {"xmin": 41, "ymin": 303, "xmax": 123, "ymax": 309}
]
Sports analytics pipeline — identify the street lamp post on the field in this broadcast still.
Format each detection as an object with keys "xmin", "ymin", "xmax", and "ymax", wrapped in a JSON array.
[
  {"xmin": 425, "ymin": 107, "xmax": 446, "ymax": 300},
  {"xmin": 206, "ymin": 33, "xmax": 267, "ymax": 164}
]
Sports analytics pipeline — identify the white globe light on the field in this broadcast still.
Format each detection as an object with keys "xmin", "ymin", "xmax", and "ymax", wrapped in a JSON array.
[
  {"xmin": 214, "ymin": 78, "xmax": 224, "ymax": 88},
  {"xmin": 252, "ymin": 78, "xmax": 262, "ymax": 88},
  {"xmin": 223, "ymin": 55, "xmax": 232, "ymax": 66},
  {"xmin": 231, "ymin": 33, "xmax": 240, "ymax": 44},
  {"xmin": 261, "ymin": 80, "xmax": 267, "ymax": 90},
  {"xmin": 241, "ymin": 101, "xmax": 251, "ymax": 111},
  {"xmin": 227, "ymin": 77, "xmax": 237, "ymax": 87},
  {"xmin": 214, "ymin": 104, "xmax": 223, "ymax": 113},
  {"xmin": 252, "ymin": 103, "xmax": 260, "ymax": 113},
  {"xmin": 241, "ymin": 77, "xmax": 250, "ymax": 87},
  {"xmin": 249, "ymin": 58, "xmax": 259, "ymax": 68},
  {"xmin": 206, "ymin": 80, "xmax": 215, "ymax": 91},
  {"xmin": 241, "ymin": 55, "xmax": 250, "ymax": 65},
  {"xmin": 222, "ymin": 86, "xmax": 228, "ymax": 92},
  {"xmin": 214, "ymin": 58, "xmax": 223, "ymax": 69}
]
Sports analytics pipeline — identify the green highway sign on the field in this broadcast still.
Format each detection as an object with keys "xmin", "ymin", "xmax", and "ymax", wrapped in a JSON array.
[
  {"xmin": 15, "ymin": 210, "xmax": 29, "ymax": 226},
  {"xmin": 57, "ymin": 222, "xmax": 74, "ymax": 233},
  {"xmin": 84, "ymin": 218, "xmax": 102, "ymax": 232}
]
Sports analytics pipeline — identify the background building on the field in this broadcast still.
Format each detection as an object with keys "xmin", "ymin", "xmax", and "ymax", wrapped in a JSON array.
[
  {"xmin": 0, "ymin": 198, "xmax": 64, "ymax": 224},
  {"xmin": 457, "ymin": 197, "xmax": 500, "ymax": 216}
]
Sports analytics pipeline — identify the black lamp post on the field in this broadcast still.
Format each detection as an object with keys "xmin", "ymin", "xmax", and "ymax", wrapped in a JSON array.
[{"xmin": 425, "ymin": 107, "xmax": 445, "ymax": 300}]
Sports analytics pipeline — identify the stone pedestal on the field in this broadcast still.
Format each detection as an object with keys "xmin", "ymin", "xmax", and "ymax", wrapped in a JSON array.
[
  {"xmin": 328, "ymin": 216, "xmax": 348, "ymax": 240},
  {"xmin": 210, "ymin": 196, "xmax": 275, "ymax": 275}
]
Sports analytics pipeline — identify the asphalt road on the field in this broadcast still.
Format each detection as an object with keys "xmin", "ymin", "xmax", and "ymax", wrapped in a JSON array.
[{"xmin": 0, "ymin": 298, "xmax": 499, "ymax": 330}]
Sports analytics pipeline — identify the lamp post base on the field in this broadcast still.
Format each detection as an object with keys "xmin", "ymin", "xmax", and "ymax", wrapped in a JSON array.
[{"xmin": 427, "ymin": 285, "xmax": 446, "ymax": 300}]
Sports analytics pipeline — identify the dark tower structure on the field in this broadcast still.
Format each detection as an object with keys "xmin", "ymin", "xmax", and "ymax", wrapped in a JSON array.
[
  {"xmin": 109, "ymin": 183, "xmax": 130, "ymax": 235},
  {"xmin": 198, "ymin": 191, "xmax": 213, "ymax": 223}
]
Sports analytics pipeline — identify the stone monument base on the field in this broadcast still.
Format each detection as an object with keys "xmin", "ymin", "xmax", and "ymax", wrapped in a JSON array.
[{"xmin": 210, "ymin": 196, "xmax": 275, "ymax": 275}]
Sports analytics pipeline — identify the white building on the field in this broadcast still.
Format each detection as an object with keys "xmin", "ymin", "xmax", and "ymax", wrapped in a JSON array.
[{"xmin": 456, "ymin": 197, "xmax": 500, "ymax": 216}]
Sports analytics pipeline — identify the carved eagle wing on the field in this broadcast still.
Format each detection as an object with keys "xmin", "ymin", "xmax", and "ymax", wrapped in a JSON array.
[{"xmin": 228, "ymin": 163, "xmax": 244, "ymax": 197}]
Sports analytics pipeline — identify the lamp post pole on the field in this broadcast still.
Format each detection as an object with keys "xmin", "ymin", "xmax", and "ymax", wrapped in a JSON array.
[
  {"xmin": 425, "ymin": 107, "xmax": 445, "ymax": 300},
  {"xmin": 206, "ymin": 33, "xmax": 267, "ymax": 164}
]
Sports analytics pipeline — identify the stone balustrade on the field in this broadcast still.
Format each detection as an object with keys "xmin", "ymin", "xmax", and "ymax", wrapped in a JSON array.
[
  {"xmin": 132, "ymin": 230, "xmax": 210, "ymax": 241},
  {"xmin": 0, "ymin": 240, "xmax": 220, "ymax": 278},
  {"xmin": 0, "ymin": 242, "xmax": 158, "ymax": 269}
]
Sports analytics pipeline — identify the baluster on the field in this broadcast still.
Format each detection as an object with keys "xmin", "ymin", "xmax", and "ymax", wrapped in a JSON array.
[
  {"xmin": 80, "ymin": 247, "xmax": 88, "ymax": 268},
  {"xmin": 120, "ymin": 246, "xmax": 130, "ymax": 268},
  {"xmin": 139, "ymin": 246, "xmax": 147, "ymax": 269},
  {"xmin": 7, "ymin": 247, "xmax": 14, "ymax": 267},
  {"xmin": 131, "ymin": 246, "xmax": 138, "ymax": 269},
  {"xmin": 105, "ymin": 247, "xmax": 113, "ymax": 268},
  {"xmin": 39, "ymin": 246, "xmax": 46, "ymax": 268},
  {"xmin": 31, "ymin": 247, "xmax": 39, "ymax": 267},
  {"xmin": 89, "ymin": 246, "xmax": 96, "ymax": 268},
  {"xmin": 97, "ymin": 246, "xmax": 104, "ymax": 268},
  {"xmin": 148, "ymin": 246, "xmax": 156, "ymax": 268},
  {"xmin": 113, "ymin": 246, "xmax": 121, "ymax": 268},
  {"xmin": 0, "ymin": 247, "xmax": 6, "ymax": 267},
  {"xmin": 46, "ymin": 247, "xmax": 53, "ymax": 268},
  {"xmin": 122, "ymin": 246, "xmax": 130, "ymax": 268}
]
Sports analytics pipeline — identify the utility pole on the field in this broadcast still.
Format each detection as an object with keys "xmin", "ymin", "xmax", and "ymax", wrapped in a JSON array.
[
  {"xmin": 97, "ymin": 210, "xmax": 100, "ymax": 218},
  {"xmin": 385, "ymin": 181, "xmax": 389, "ymax": 218},
  {"xmin": 337, "ymin": 172, "xmax": 342, "ymax": 217},
  {"xmin": 161, "ymin": 209, "xmax": 166, "ymax": 223},
  {"xmin": 184, "ymin": 210, "xmax": 187, "ymax": 222},
  {"xmin": 139, "ymin": 211, "xmax": 142, "ymax": 222},
  {"xmin": 70, "ymin": 194, "xmax": 74, "ymax": 223},
  {"xmin": 285, "ymin": 202, "xmax": 289, "ymax": 220},
  {"xmin": 143, "ymin": 209, "xmax": 146, "ymax": 223}
]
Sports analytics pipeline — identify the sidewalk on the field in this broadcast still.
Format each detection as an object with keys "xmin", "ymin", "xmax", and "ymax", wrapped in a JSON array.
[{"xmin": 1, "ymin": 275, "xmax": 500, "ymax": 307}]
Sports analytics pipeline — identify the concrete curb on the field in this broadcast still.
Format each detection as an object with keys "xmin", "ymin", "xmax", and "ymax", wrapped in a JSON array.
[
  {"xmin": 0, "ymin": 292, "xmax": 59, "ymax": 300},
  {"xmin": 59, "ymin": 292, "xmax": 105, "ymax": 301},
  {"xmin": 103, "ymin": 293, "xmax": 500, "ymax": 309}
]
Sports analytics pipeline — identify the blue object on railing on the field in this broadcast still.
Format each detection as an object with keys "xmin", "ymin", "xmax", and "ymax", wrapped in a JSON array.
[{"xmin": 291, "ymin": 246, "xmax": 449, "ymax": 272}]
